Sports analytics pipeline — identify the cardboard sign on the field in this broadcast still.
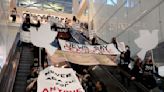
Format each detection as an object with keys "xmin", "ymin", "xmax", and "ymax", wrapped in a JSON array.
[
  {"xmin": 59, "ymin": 39, "xmax": 120, "ymax": 55},
  {"xmin": 37, "ymin": 66, "xmax": 84, "ymax": 92}
]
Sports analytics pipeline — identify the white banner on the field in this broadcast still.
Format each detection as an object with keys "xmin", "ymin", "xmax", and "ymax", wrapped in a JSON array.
[
  {"xmin": 30, "ymin": 23, "xmax": 58, "ymax": 48},
  {"xmin": 50, "ymin": 50, "xmax": 117, "ymax": 66},
  {"xmin": 117, "ymin": 42, "xmax": 126, "ymax": 52},
  {"xmin": 59, "ymin": 39, "xmax": 120, "ymax": 55},
  {"xmin": 37, "ymin": 66, "xmax": 84, "ymax": 92},
  {"xmin": 135, "ymin": 29, "xmax": 159, "ymax": 60}
]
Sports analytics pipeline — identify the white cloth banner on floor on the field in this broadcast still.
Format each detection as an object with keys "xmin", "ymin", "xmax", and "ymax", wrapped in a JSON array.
[
  {"xmin": 59, "ymin": 39, "xmax": 120, "ymax": 55},
  {"xmin": 37, "ymin": 66, "xmax": 84, "ymax": 92}
]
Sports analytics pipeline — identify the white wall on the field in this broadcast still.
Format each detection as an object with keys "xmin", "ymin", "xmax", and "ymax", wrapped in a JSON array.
[
  {"xmin": 0, "ymin": 0, "xmax": 18, "ymax": 68},
  {"xmin": 89, "ymin": 0, "xmax": 164, "ymax": 56}
]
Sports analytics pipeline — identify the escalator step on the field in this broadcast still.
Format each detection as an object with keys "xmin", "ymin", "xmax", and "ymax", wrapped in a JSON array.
[
  {"xmin": 19, "ymin": 63, "xmax": 31, "ymax": 66},
  {"xmin": 13, "ymin": 86, "xmax": 26, "ymax": 92},
  {"xmin": 15, "ymin": 77, "xmax": 27, "ymax": 81},
  {"xmin": 13, "ymin": 46, "xmax": 34, "ymax": 92},
  {"xmin": 16, "ymin": 73, "xmax": 29, "ymax": 77},
  {"xmin": 19, "ymin": 66, "xmax": 31, "ymax": 70},
  {"xmin": 17, "ymin": 69, "xmax": 30, "ymax": 73},
  {"xmin": 14, "ymin": 80, "xmax": 26, "ymax": 85}
]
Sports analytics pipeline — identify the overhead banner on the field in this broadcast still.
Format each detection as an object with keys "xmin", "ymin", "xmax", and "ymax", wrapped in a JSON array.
[
  {"xmin": 59, "ymin": 39, "xmax": 120, "ymax": 55},
  {"xmin": 50, "ymin": 50, "xmax": 117, "ymax": 66},
  {"xmin": 37, "ymin": 66, "xmax": 84, "ymax": 92}
]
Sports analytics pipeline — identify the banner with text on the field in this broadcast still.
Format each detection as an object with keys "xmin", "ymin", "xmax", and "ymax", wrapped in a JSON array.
[
  {"xmin": 59, "ymin": 39, "xmax": 121, "ymax": 55},
  {"xmin": 37, "ymin": 66, "xmax": 84, "ymax": 92}
]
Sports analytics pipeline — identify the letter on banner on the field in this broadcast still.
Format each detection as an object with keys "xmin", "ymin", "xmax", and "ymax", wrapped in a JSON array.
[
  {"xmin": 59, "ymin": 39, "xmax": 120, "ymax": 55},
  {"xmin": 37, "ymin": 66, "xmax": 84, "ymax": 92}
]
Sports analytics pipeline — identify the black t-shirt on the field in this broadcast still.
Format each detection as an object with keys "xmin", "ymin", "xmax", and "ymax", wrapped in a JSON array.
[
  {"xmin": 22, "ymin": 22, "xmax": 30, "ymax": 31},
  {"xmin": 143, "ymin": 64, "xmax": 154, "ymax": 76}
]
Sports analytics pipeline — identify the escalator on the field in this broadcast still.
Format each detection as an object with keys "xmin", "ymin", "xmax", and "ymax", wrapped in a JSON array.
[
  {"xmin": 12, "ymin": 44, "xmax": 34, "ymax": 92},
  {"xmin": 90, "ymin": 66, "xmax": 128, "ymax": 92},
  {"xmin": 68, "ymin": 29, "xmax": 128, "ymax": 92}
]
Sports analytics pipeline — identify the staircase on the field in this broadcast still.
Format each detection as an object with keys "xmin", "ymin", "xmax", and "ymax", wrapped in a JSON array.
[{"xmin": 13, "ymin": 45, "xmax": 34, "ymax": 92}]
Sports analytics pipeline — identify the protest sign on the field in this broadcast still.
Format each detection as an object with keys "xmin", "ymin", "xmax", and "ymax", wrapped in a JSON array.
[
  {"xmin": 37, "ymin": 66, "xmax": 84, "ymax": 92},
  {"xmin": 59, "ymin": 39, "xmax": 120, "ymax": 55}
]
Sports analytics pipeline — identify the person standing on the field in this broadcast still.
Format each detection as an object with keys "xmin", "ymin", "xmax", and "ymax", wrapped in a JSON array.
[
  {"xmin": 130, "ymin": 57, "xmax": 143, "ymax": 81},
  {"xmin": 124, "ymin": 45, "xmax": 132, "ymax": 71},
  {"xmin": 111, "ymin": 37, "xmax": 120, "ymax": 52},
  {"xmin": 10, "ymin": 7, "xmax": 17, "ymax": 22},
  {"xmin": 142, "ymin": 58, "xmax": 157, "ymax": 89}
]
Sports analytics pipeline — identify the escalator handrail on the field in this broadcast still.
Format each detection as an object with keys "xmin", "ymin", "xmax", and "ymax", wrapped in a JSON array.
[
  {"xmin": 0, "ymin": 33, "xmax": 21, "ymax": 91},
  {"xmin": 70, "ymin": 28, "xmax": 91, "ymax": 44},
  {"xmin": 118, "ymin": 67, "xmax": 150, "ymax": 92},
  {"xmin": 99, "ymin": 66, "xmax": 129, "ymax": 92}
]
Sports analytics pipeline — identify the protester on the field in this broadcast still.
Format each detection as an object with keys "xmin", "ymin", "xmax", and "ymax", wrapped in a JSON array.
[
  {"xmin": 95, "ymin": 81, "xmax": 107, "ymax": 92},
  {"xmin": 130, "ymin": 57, "xmax": 143, "ymax": 81},
  {"xmin": 142, "ymin": 57, "xmax": 157, "ymax": 89},
  {"xmin": 111, "ymin": 37, "xmax": 119, "ymax": 51},
  {"xmin": 22, "ymin": 19, "xmax": 30, "ymax": 32},
  {"xmin": 82, "ymin": 74, "xmax": 95, "ymax": 92},
  {"xmin": 91, "ymin": 36, "xmax": 98, "ymax": 45}
]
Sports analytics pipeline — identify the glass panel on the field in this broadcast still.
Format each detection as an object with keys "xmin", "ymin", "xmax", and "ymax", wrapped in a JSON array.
[{"xmin": 107, "ymin": 0, "xmax": 117, "ymax": 6}]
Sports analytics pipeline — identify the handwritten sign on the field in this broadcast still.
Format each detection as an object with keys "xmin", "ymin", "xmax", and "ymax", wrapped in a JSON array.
[
  {"xmin": 37, "ymin": 66, "xmax": 84, "ymax": 92},
  {"xmin": 59, "ymin": 39, "xmax": 120, "ymax": 55}
]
